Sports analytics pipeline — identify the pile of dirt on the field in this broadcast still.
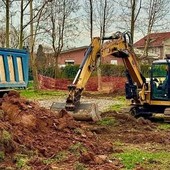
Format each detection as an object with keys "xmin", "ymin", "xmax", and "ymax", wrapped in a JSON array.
[
  {"xmin": 0, "ymin": 91, "xmax": 123, "ymax": 169},
  {"xmin": 1, "ymin": 91, "xmax": 169, "ymax": 169},
  {"xmin": 100, "ymin": 111, "xmax": 170, "ymax": 144}
]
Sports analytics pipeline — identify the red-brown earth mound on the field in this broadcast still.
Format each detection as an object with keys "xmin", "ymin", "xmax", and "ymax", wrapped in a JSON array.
[
  {"xmin": 0, "ymin": 91, "xmax": 123, "ymax": 169},
  {"xmin": 0, "ymin": 91, "xmax": 170, "ymax": 169}
]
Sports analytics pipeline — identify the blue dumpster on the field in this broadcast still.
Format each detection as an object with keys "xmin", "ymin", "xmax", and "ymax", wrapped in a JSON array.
[{"xmin": 0, "ymin": 48, "xmax": 29, "ymax": 89}]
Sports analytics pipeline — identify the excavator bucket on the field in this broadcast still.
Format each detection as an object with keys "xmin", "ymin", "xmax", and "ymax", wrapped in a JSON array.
[{"xmin": 50, "ymin": 102, "xmax": 101, "ymax": 121}]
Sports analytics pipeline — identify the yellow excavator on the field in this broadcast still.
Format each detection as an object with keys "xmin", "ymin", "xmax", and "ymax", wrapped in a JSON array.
[{"xmin": 51, "ymin": 31, "xmax": 170, "ymax": 122}]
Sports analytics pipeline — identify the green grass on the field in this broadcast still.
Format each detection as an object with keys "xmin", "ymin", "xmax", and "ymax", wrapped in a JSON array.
[
  {"xmin": 27, "ymin": 81, "xmax": 34, "ymax": 89},
  {"xmin": 108, "ymin": 104, "xmax": 124, "ymax": 111},
  {"xmin": 111, "ymin": 148, "xmax": 170, "ymax": 170},
  {"xmin": 113, "ymin": 140, "xmax": 125, "ymax": 147},
  {"xmin": 0, "ymin": 151, "xmax": 5, "ymax": 162},
  {"xmin": 107, "ymin": 96, "xmax": 128, "ymax": 112},
  {"xmin": 18, "ymin": 81, "xmax": 67, "ymax": 100},
  {"xmin": 14, "ymin": 154, "xmax": 30, "ymax": 169},
  {"xmin": 69, "ymin": 142, "xmax": 87, "ymax": 155},
  {"xmin": 42, "ymin": 151, "xmax": 70, "ymax": 166},
  {"xmin": 158, "ymin": 123, "xmax": 170, "ymax": 130},
  {"xmin": 19, "ymin": 89, "xmax": 67, "ymax": 100},
  {"xmin": 97, "ymin": 117, "xmax": 116, "ymax": 126},
  {"xmin": 1, "ymin": 130, "xmax": 12, "ymax": 144},
  {"xmin": 73, "ymin": 162, "xmax": 87, "ymax": 170}
]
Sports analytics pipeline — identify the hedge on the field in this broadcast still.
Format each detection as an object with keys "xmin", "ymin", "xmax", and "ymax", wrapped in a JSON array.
[
  {"xmin": 60, "ymin": 65, "xmax": 79, "ymax": 79},
  {"xmin": 100, "ymin": 64, "xmax": 125, "ymax": 77},
  {"xmin": 29, "ymin": 64, "xmax": 151, "ymax": 80}
]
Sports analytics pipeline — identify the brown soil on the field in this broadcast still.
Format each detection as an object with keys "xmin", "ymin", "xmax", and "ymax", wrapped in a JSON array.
[
  {"xmin": 0, "ymin": 91, "xmax": 169, "ymax": 169},
  {"xmin": 99, "ymin": 111, "xmax": 170, "ymax": 144}
]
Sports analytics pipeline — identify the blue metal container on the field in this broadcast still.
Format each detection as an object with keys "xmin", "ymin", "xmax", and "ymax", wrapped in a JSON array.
[{"xmin": 0, "ymin": 48, "xmax": 29, "ymax": 89}]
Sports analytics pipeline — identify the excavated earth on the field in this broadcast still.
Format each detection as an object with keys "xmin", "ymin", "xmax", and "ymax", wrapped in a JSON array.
[{"xmin": 0, "ymin": 91, "xmax": 170, "ymax": 169}]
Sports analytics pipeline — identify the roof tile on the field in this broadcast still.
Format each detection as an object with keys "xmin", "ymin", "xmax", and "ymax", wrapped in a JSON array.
[{"xmin": 134, "ymin": 32, "xmax": 170, "ymax": 47}]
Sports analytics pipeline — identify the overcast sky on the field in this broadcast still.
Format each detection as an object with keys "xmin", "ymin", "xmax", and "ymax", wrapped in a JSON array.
[{"xmin": 1, "ymin": 0, "xmax": 170, "ymax": 48}]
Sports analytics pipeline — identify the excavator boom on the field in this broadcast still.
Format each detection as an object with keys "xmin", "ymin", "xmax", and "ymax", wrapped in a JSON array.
[
  {"xmin": 51, "ymin": 37, "xmax": 101, "ymax": 121},
  {"xmin": 65, "ymin": 37, "xmax": 100, "ymax": 111},
  {"xmin": 51, "ymin": 31, "xmax": 147, "ymax": 121}
]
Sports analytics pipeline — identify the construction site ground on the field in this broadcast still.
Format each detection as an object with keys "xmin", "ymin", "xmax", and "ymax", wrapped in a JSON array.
[{"xmin": 0, "ymin": 91, "xmax": 170, "ymax": 170}]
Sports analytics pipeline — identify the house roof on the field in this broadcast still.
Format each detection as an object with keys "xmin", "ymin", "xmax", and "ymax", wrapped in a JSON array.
[
  {"xmin": 61, "ymin": 46, "xmax": 88, "ymax": 54},
  {"xmin": 134, "ymin": 32, "xmax": 170, "ymax": 48}
]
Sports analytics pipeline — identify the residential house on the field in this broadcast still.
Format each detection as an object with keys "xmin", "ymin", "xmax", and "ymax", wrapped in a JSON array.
[
  {"xmin": 134, "ymin": 32, "xmax": 170, "ymax": 59},
  {"xmin": 58, "ymin": 46, "xmax": 123, "ymax": 67},
  {"xmin": 45, "ymin": 33, "xmax": 164, "ymax": 68}
]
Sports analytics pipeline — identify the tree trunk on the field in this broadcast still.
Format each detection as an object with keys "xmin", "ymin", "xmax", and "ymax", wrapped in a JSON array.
[
  {"xmin": 6, "ymin": 0, "xmax": 9, "ymax": 47},
  {"xmin": 130, "ymin": 0, "xmax": 135, "ymax": 44},
  {"xmin": 30, "ymin": 0, "xmax": 39, "ymax": 91},
  {"xmin": 54, "ymin": 52, "xmax": 60, "ymax": 78},
  {"xmin": 89, "ymin": 0, "xmax": 93, "ymax": 41},
  {"xmin": 19, "ymin": 0, "xmax": 24, "ymax": 49}
]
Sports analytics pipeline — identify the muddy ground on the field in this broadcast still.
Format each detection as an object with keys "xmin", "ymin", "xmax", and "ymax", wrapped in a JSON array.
[{"xmin": 0, "ymin": 91, "xmax": 170, "ymax": 170}]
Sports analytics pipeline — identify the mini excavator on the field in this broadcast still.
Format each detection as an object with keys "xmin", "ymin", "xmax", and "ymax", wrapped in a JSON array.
[{"xmin": 51, "ymin": 31, "xmax": 170, "ymax": 122}]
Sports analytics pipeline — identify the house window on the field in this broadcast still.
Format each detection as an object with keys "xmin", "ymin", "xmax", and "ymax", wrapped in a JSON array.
[
  {"xmin": 110, "ymin": 60, "xmax": 118, "ymax": 65},
  {"xmin": 65, "ymin": 59, "xmax": 75, "ymax": 65}
]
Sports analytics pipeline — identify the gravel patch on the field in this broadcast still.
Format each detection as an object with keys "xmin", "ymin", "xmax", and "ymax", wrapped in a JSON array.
[{"xmin": 38, "ymin": 96, "xmax": 121, "ymax": 112}]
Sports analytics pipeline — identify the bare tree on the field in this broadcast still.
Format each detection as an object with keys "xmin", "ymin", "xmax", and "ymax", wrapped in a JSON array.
[
  {"xmin": 89, "ymin": 0, "xmax": 93, "ymax": 40},
  {"xmin": 83, "ymin": 0, "xmax": 116, "ymax": 40},
  {"xmin": 117, "ymin": 0, "xmax": 142, "ymax": 43},
  {"xmin": 1, "ymin": 1, "xmax": 22, "ymax": 48},
  {"xmin": 130, "ymin": 0, "xmax": 142, "ymax": 43},
  {"xmin": 0, "ymin": 27, "xmax": 6, "ymax": 47},
  {"xmin": 41, "ymin": 0, "xmax": 80, "ymax": 78},
  {"xmin": 19, "ymin": 0, "xmax": 31, "ymax": 49},
  {"xmin": 2, "ymin": 0, "xmax": 11, "ymax": 47},
  {"xmin": 142, "ymin": 0, "xmax": 170, "ymax": 58},
  {"xmin": 94, "ymin": 0, "xmax": 116, "ymax": 40},
  {"xmin": 29, "ymin": 0, "xmax": 50, "ymax": 91}
]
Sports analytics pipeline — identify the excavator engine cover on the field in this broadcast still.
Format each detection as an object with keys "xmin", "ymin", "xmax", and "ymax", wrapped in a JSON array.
[{"xmin": 50, "ymin": 102, "xmax": 101, "ymax": 121}]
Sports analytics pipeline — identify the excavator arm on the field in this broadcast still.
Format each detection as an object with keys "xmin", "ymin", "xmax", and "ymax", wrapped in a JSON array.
[
  {"xmin": 65, "ymin": 37, "xmax": 101, "ymax": 111},
  {"xmin": 65, "ymin": 31, "xmax": 146, "ymax": 111},
  {"xmin": 101, "ymin": 31, "xmax": 146, "ymax": 101}
]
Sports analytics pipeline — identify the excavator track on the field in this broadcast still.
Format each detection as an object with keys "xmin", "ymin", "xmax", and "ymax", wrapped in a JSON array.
[{"xmin": 164, "ymin": 108, "xmax": 170, "ymax": 122}]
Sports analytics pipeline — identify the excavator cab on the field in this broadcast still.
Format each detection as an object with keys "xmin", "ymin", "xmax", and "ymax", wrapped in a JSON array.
[{"xmin": 151, "ymin": 60, "xmax": 170, "ymax": 100}]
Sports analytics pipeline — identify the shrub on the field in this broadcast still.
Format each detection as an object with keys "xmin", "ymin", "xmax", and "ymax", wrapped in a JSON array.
[
  {"xmin": 100, "ymin": 64, "xmax": 125, "ymax": 77},
  {"xmin": 61, "ymin": 65, "xmax": 79, "ymax": 79},
  {"xmin": 140, "ymin": 64, "xmax": 151, "ymax": 78},
  {"xmin": 31, "ymin": 63, "xmax": 151, "ymax": 80},
  {"xmin": 100, "ymin": 64, "xmax": 151, "ymax": 78}
]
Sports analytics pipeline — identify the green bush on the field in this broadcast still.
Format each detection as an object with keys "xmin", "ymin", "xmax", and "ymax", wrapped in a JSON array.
[
  {"xmin": 101, "ymin": 64, "xmax": 151, "ymax": 77},
  {"xmin": 29, "ymin": 67, "xmax": 56, "ymax": 79},
  {"xmin": 140, "ymin": 64, "xmax": 151, "ymax": 78},
  {"xmin": 100, "ymin": 64, "xmax": 125, "ymax": 77},
  {"xmin": 39, "ymin": 67, "xmax": 55, "ymax": 78},
  {"xmin": 61, "ymin": 65, "xmax": 79, "ymax": 79},
  {"xmin": 29, "ymin": 64, "xmax": 150, "ymax": 80}
]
